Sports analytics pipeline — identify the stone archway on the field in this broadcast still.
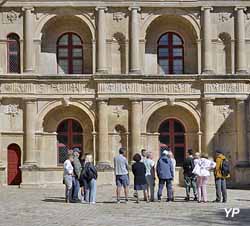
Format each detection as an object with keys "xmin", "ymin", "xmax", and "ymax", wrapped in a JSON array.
[
  {"xmin": 144, "ymin": 103, "xmax": 200, "ymax": 162},
  {"xmin": 144, "ymin": 14, "xmax": 199, "ymax": 74},
  {"xmin": 39, "ymin": 104, "xmax": 95, "ymax": 166}
]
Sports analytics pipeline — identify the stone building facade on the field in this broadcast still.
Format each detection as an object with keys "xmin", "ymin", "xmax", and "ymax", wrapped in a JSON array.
[{"xmin": 0, "ymin": 0, "xmax": 250, "ymax": 187}]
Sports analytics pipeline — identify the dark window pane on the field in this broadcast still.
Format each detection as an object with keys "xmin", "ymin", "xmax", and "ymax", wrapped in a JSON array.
[
  {"xmin": 72, "ymin": 120, "xmax": 83, "ymax": 132},
  {"xmin": 174, "ymin": 121, "xmax": 185, "ymax": 132},
  {"xmin": 57, "ymin": 135, "xmax": 68, "ymax": 145},
  {"xmin": 58, "ymin": 146, "xmax": 68, "ymax": 164},
  {"xmin": 159, "ymin": 121, "xmax": 169, "ymax": 133},
  {"xmin": 174, "ymin": 135, "xmax": 185, "ymax": 143},
  {"xmin": 57, "ymin": 121, "xmax": 68, "ymax": 133},
  {"xmin": 73, "ymin": 135, "xmax": 82, "ymax": 144},
  {"xmin": 174, "ymin": 147, "xmax": 185, "ymax": 166},
  {"xmin": 159, "ymin": 135, "xmax": 170, "ymax": 145}
]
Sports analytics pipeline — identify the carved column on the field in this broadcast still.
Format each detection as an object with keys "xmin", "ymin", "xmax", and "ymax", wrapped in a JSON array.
[
  {"xmin": 202, "ymin": 98, "xmax": 214, "ymax": 155},
  {"xmin": 130, "ymin": 99, "xmax": 142, "ymax": 160},
  {"xmin": 97, "ymin": 99, "xmax": 110, "ymax": 166},
  {"xmin": 96, "ymin": 7, "xmax": 108, "ymax": 73},
  {"xmin": 24, "ymin": 99, "xmax": 37, "ymax": 165},
  {"xmin": 129, "ymin": 7, "xmax": 141, "ymax": 73},
  {"xmin": 201, "ymin": 7, "xmax": 214, "ymax": 74},
  {"xmin": 236, "ymin": 99, "xmax": 248, "ymax": 164},
  {"xmin": 22, "ymin": 7, "xmax": 34, "ymax": 73},
  {"xmin": 0, "ymin": 99, "xmax": 2, "ymax": 166},
  {"xmin": 235, "ymin": 7, "xmax": 247, "ymax": 74}
]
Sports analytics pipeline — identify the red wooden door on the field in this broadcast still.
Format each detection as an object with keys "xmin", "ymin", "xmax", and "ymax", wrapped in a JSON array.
[
  {"xmin": 7, "ymin": 144, "xmax": 21, "ymax": 185},
  {"xmin": 159, "ymin": 119, "xmax": 186, "ymax": 166}
]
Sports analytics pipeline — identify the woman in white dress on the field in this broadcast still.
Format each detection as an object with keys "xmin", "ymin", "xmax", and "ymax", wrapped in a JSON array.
[{"xmin": 193, "ymin": 153, "xmax": 216, "ymax": 203}]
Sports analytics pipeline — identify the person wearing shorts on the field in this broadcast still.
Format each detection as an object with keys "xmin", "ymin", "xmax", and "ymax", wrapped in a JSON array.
[{"xmin": 114, "ymin": 148, "xmax": 129, "ymax": 203}]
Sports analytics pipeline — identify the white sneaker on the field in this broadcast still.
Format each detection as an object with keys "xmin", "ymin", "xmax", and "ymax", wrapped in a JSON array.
[{"xmin": 90, "ymin": 202, "xmax": 96, "ymax": 204}]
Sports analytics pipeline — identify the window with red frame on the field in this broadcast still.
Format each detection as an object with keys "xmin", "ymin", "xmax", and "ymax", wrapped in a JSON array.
[
  {"xmin": 7, "ymin": 33, "xmax": 20, "ymax": 73},
  {"xmin": 57, "ymin": 119, "xmax": 83, "ymax": 164},
  {"xmin": 159, "ymin": 119, "xmax": 186, "ymax": 166},
  {"xmin": 57, "ymin": 33, "xmax": 83, "ymax": 74},
  {"xmin": 158, "ymin": 32, "xmax": 184, "ymax": 74}
]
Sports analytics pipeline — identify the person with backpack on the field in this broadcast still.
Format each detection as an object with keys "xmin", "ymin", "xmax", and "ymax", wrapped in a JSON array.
[
  {"xmin": 81, "ymin": 154, "xmax": 98, "ymax": 204},
  {"xmin": 183, "ymin": 149, "xmax": 197, "ymax": 201},
  {"xmin": 214, "ymin": 150, "xmax": 230, "ymax": 203},
  {"xmin": 193, "ymin": 154, "xmax": 216, "ymax": 203}
]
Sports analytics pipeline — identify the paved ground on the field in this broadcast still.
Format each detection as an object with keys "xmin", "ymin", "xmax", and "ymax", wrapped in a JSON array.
[{"xmin": 0, "ymin": 185, "xmax": 249, "ymax": 226}]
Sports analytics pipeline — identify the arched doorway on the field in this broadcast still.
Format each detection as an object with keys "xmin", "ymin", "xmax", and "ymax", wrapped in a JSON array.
[
  {"xmin": 57, "ymin": 119, "xmax": 83, "ymax": 164},
  {"xmin": 7, "ymin": 144, "xmax": 21, "ymax": 185},
  {"xmin": 159, "ymin": 118, "xmax": 186, "ymax": 166}
]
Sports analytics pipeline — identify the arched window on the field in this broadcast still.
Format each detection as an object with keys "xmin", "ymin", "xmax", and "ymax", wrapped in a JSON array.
[
  {"xmin": 7, "ymin": 33, "xmax": 20, "ymax": 73},
  {"xmin": 57, "ymin": 119, "xmax": 83, "ymax": 164},
  {"xmin": 159, "ymin": 118, "xmax": 186, "ymax": 166},
  {"xmin": 57, "ymin": 33, "xmax": 83, "ymax": 74},
  {"xmin": 158, "ymin": 32, "xmax": 184, "ymax": 74}
]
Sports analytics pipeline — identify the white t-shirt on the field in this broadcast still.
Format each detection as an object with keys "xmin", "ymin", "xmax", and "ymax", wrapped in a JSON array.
[
  {"xmin": 144, "ymin": 158, "xmax": 155, "ymax": 176},
  {"xmin": 63, "ymin": 159, "xmax": 73, "ymax": 176}
]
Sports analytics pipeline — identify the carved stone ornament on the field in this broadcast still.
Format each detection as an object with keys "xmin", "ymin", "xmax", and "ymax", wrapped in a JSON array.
[
  {"xmin": 113, "ymin": 12, "xmax": 126, "ymax": 22},
  {"xmin": 218, "ymin": 13, "xmax": 230, "ymax": 22},
  {"xmin": 4, "ymin": 104, "xmax": 19, "ymax": 116},
  {"xmin": 219, "ymin": 105, "xmax": 233, "ymax": 119},
  {"xmin": 113, "ymin": 106, "xmax": 123, "ymax": 118},
  {"xmin": 2, "ymin": 10, "xmax": 19, "ymax": 24}
]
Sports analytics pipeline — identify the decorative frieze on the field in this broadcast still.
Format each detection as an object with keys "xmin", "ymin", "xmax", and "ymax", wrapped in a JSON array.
[
  {"xmin": 0, "ymin": 81, "xmax": 94, "ymax": 95},
  {"xmin": 204, "ymin": 83, "xmax": 248, "ymax": 93}
]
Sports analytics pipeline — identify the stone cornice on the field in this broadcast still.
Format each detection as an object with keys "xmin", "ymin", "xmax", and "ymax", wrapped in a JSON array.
[{"xmin": 1, "ymin": 1, "xmax": 250, "ymax": 8}]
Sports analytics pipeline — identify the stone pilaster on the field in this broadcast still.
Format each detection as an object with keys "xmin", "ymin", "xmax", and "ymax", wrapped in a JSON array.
[
  {"xmin": 130, "ymin": 99, "xmax": 142, "ymax": 159},
  {"xmin": 236, "ymin": 99, "xmax": 248, "ymax": 165},
  {"xmin": 202, "ymin": 98, "xmax": 214, "ymax": 155},
  {"xmin": 97, "ymin": 99, "xmax": 110, "ymax": 168},
  {"xmin": 201, "ymin": 7, "xmax": 214, "ymax": 74},
  {"xmin": 24, "ymin": 99, "xmax": 37, "ymax": 165},
  {"xmin": 129, "ymin": 7, "xmax": 141, "ymax": 74},
  {"xmin": 235, "ymin": 7, "xmax": 248, "ymax": 74},
  {"xmin": 96, "ymin": 7, "xmax": 108, "ymax": 73},
  {"xmin": 22, "ymin": 7, "xmax": 34, "ymax": 73}
]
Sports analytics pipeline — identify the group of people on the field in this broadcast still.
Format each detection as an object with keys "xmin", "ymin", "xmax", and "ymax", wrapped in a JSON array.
[
  {"xmin": 63, "ymin": 147, "xmax": 230, "ymax": 204},
  {"xmin": 63, "ymin": 148, "xmax": 98, "ymax": 204}
]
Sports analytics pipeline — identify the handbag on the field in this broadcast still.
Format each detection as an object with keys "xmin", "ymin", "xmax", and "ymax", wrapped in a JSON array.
[{"xmin": 192, "ymin": 163, "xmax": 201, "ymax": 176}]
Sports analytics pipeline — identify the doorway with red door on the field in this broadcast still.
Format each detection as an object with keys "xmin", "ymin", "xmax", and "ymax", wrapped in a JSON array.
[
  {"xmin": 159, "ymin": 118, "xmax": 186, "ymax": 166},
  {"xmin": 7, "ymin": 143, "xmax": 22, "ymax": 185}
]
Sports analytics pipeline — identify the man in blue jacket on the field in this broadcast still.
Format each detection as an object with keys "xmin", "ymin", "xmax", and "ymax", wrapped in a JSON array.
[{"xmin": 157, "ymin": 150, "xmax": 174, "ymax": 202}]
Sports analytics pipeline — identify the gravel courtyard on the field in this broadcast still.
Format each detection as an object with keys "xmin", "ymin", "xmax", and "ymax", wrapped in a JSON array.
[{"xmin": 0, "ymin": 185, "xmax": 249, "ymax": 226}]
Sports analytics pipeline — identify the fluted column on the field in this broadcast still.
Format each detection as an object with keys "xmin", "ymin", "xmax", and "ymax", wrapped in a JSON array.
[
  {"xmin": 202, "ymin": 98, "xmax": 214, "ymax": 155},
  {"xmin": 130, "ymin": 99, "xmax": 142, "ymax": 160},
  {"xmin": 236, "ymin": 99, "xmax": 248, "ymax": 164},
  {"xmin": 0, "ymin": 99, "xmax": 2, "ymax": 166},
  {"xmin": 129, "ymin": 7, "xmax": 141, "ymax": 73},
  {"xmin": 96, "ymin": 7, "xmax": 108, "ymax": 73},
  {"xmin": 22, "ymin": 7, "xmax": 34, "ymax": 73},
  {"xmin": 24, "ymin": 99, "xmax": 37, "ymax": 165},
  {"xmin": 97, "ymin": 99, "xmax": 110, "ymax": 166},
  {"xmin": 201, "ymin": 7, "xmax": 214, "ymax": 74},
  {"xmin": 235, "ymin": 7, "xmax": 247, "ymax": 74}
]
